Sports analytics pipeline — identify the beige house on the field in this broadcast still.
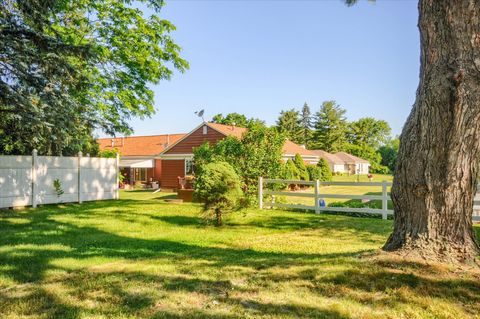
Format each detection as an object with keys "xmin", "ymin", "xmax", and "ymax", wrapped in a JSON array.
[{"xmin": 311, "ymin": 150, "xmax": 370, "ymax": 174}]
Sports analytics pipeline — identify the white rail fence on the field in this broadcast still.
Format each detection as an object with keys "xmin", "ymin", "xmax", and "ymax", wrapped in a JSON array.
[
  {"xmin": 259, "ymin": 178, "xmax": 480, "ymax": 222},
  {"xmin": 0, "ymin": 150, "xmax": 119, "ymax": 209},
  {"xmin": 259, "ymin": 177, "xmax": 393, "ymax": 219}
]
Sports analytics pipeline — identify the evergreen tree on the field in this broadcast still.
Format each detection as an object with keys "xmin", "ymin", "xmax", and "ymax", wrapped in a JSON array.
[
  {"xmin": 293, "ymin": 153, "xmax": 309, "ymax": 181},
  {"xmin": 312, "ymin": 101, "xmax": 348, "ymax": 152},
  {"xmin": 300, "ymin": 102, "xmax": 312, "ymax": 147},
  {"xmin": 283, "ymin": 159, "xmax": 300, "ymax": 180},
  {"xmin": 276, "ymin": 109, "xmax": 303, "ymax": 144},
  {"xmin": 316, "ymin": 158, "xmax": 332, "ymax": 182}
]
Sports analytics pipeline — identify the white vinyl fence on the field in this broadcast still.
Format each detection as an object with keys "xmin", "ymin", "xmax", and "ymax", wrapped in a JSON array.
[
  {"xmin": 0, "ymin": 150, "xmax": 119, "ymax": 209},
  {"xmin": 259, "ymin": 177, "xmax": 480, "ymax": 222}
]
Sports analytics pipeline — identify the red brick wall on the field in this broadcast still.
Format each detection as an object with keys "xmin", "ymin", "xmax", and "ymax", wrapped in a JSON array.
[
  {"xmin": 163, "ymin": 125, "xmax": 225, "ymax": 154},
  {"xmin": 161, "ymin": 159, "xmax": 185, "ymax": 188}
]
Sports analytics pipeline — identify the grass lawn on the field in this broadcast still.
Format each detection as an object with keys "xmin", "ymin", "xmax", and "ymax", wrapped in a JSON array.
[{"xmin": 0, "ymin": 190, "xmax": 479, "ymax": 319}]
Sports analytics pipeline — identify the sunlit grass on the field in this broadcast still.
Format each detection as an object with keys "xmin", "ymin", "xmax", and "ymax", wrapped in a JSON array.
[{"xmin": 0, "ymin": 190, "xmax": 479, "ymax": 318}]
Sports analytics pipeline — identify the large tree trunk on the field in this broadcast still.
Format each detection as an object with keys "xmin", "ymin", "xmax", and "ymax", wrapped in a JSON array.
[{"xmin": 384, "ymin": 0, "xmax": 480, "ymax": 263}]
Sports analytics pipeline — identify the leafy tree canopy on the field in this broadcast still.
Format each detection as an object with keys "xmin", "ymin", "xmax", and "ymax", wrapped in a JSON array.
[
  {"xmin": 193, "ymin": 126, "xmax": 285, "ymax": 201},
  {"xmin": 378, "ymin": 137, "xmax": 399, "ymax": 173},
  {"xmin": 211, "ymin": 113, "xmax": 265, "ymax": 129},
  {"xmin": 0, "ymin": 0, "xmax": 188, "ymax": 155},
  {"xmin": 347, "ymin": 117, "xmax": 391, "ymax": 149}
]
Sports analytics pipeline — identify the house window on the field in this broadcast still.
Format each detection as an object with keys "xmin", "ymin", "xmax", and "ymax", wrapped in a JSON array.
[
  {"xmin": 202, "ymin": 125, "xmax": 208, "ymax": 135},
  {"xmin": 133, "ymin": 168, "xmax": 147, "ymax": 182},
  {"xmin": 185, "ymin": 159, "xmax": 195, "ymax": 176}
]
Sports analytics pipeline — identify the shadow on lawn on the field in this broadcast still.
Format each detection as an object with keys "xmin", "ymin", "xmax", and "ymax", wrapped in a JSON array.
[{"xmin": 0, "ymin": 201, "xmax": 479, "ymax": 318}]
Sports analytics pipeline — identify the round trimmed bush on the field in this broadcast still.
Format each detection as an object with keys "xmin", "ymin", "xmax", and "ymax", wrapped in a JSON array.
[{"xmin": 194, "ymin": 161, "xmax": 242, "ymax": 226}]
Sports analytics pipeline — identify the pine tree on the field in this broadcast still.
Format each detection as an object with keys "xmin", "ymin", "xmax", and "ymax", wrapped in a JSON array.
[
  {"xmin": 312, "ymin": 101, "xmax": 348, "ymax": 152},
  {"xmin": 316, "ymin": 158, "xmax": 332, "ymax": 182},
  {"xmin": 293, "ymin": 154, "xmax": 309, "ymax": 181},
  {"xmin": 300, "ymin": 102, "xmax": 312, "ymax": 147},
  {"xmin": 276, "ymin": 109, "xmax": 303, "ymax": 144}
]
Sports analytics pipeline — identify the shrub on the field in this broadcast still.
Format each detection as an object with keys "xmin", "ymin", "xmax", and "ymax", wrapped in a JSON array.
[
  {"xmin": 317, "ymin": 158, "xmax": 332, "ymax": 181},
  {"xmin": 306, "ymin": 165, "xmax": 322, "ymax": 181},
  {"xmin": 193, "ymin": 127, "xmax": 285, "ymax": 202},
  {"xmin": 194, "ymin": 161, "xmax": 242, "ymax": 226},
  {"xmin": 293, "ymin": 153, "xmax": 309, "ymax": 181},
  {"xmin": 282, "ymin": 159, "xmax": 300, "ymax": 180}
]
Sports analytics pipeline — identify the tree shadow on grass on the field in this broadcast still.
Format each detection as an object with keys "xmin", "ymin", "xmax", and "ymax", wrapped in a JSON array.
[
  {"xmin": 152, "ymin": 215, "xmax": 203, "ymax": 226},
  {"xmin": 1, "ymin": 201, "xmax": 480, "ymax": 318}
]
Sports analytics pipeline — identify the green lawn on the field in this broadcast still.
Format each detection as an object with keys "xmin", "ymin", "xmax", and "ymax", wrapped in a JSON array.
[{"xmin": 1, "ymin": 190, "xmax": 479, "ymax": 319}]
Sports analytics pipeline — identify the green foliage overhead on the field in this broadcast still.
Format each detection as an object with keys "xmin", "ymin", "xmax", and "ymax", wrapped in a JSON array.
[
  {"xmin": 0, "ymin": 0, "xmax": 188, "ymax": 155},
  {"xmin": 312, "ymin": 101, "xmax": 348, "ymax": 152},
  {"xmin": 194, "ymin": 161, "xmax": 242, "ymax": 226},
  {"xmin": 293, "ymin": 153, "xmax": 309, "ymax": 181},
  {"xmin": 316, "ymin": 158, "xmax": 333, "ymax": 182}
]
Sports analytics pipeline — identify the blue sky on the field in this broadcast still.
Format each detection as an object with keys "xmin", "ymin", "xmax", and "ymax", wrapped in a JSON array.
[{"xmin": 106, "ymin": 0, "xmax": 419, "ymax": 138}]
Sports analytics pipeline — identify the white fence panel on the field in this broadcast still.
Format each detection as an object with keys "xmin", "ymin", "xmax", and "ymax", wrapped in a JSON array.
[
  {"xmin": 0, "ymin": 156, "xmax": 33, "ymax": 208},
  {"xmin": 0, "ymin": 151, "xmax": 118, "ymax": 209},
  {"xmin": 36, "ymin": 156, "xmax": 79, "ymax": 205},
  {"xmin": 80, "ymin": 157, "xmax": 117, "ymax": 201}
]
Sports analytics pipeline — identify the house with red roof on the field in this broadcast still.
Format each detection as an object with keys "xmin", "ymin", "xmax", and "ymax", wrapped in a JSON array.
[{"xmin": 97, "ymin": 122, "xmax": 319, "ymax": 189}]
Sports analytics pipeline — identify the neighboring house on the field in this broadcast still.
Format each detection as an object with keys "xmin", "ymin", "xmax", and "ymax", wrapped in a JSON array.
[
  {"xmin": 282, "ymin": 141, "xmax": 319, "ymax": 165},
  {"xmin": 311, "ymin": 150, "xmax": 370, "ymax": 174},
  {"xmin": 97, "ymin": 134, "xmax": 186, "ymax": 186},
  {"xmin": 159, "ymin": 122, "xmax": 317, "ymax": 187},
  {"xmin": 98, "ymin": 122, "xmax": 318, "ymax": 189}
]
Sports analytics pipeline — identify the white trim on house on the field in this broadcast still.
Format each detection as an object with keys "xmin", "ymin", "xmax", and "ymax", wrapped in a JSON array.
[
  {"xmin": 158, "ymin": 154, "xmax": 194, "ymax": 160},
  {"xmin": 119, "ymin": 159, "xmax": 154, "ymax": 168}
]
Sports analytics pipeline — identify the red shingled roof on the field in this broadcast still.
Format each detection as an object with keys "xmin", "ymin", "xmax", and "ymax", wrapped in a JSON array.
[
  {"xmin": 98, "ymin": 122, "xmax": 318, "ymax": 159},
  {"xmin": 97, "ymin": 134, "xmax": 186, "ymax": 156},
  {"xmin": 207, "ymin": 122, "xmax": 248, "ymax": 139}
]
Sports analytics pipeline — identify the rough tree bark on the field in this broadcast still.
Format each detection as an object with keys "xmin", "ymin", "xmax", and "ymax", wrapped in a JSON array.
[{"xmin": 384, "ymin": 0, "xmax": 480, "ymax": 263}]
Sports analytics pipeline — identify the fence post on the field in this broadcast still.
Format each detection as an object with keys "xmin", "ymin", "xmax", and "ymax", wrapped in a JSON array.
[
  {"xmin": 31, "ymin": 149, "xmax": 38, "ymax": 208},
  {"xmin": 258, "ymin": 177, "xmax": 263, "ymax": 209},
  {"xmin": 78, "ymin": 151, "xmax": 82, "ymax": 204},
  {"xmin": 382, "ymin": 180, "xmax": 388, "ymax": 220},
  {"xmin": 115, "ymin": 153, "xmax": 120, "ymax": 200},
  {"xmin": 315, "ymin": 179, "xmax": 320, "ymax": 214}
]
